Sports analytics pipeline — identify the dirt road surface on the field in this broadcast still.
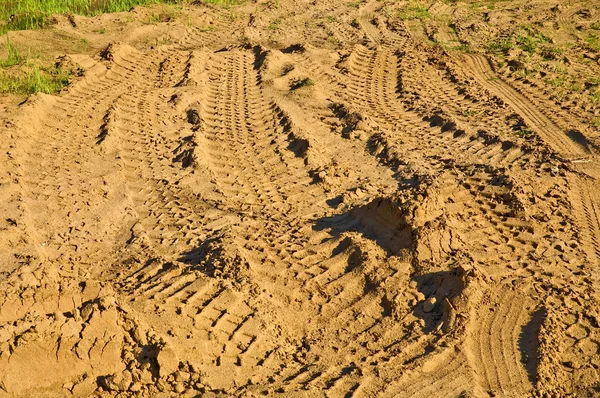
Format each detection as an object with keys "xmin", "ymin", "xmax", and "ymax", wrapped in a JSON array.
[{"xmin": 0, "ymin": 0, "xmax": 599, "ymax": 396}]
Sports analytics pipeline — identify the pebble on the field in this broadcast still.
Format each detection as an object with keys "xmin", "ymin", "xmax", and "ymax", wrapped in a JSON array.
[
  {"xmin": 157, "ymin": 346, "xmax": 179, "ymax": 378},
  {"xmin": 174, "ymin": 382, "xmax": 186, "ymax": 393},
  {"xmin": 566, "ymin": 323, "xmax": 588, "ymax": 340},
  {"xmin": 423, "ymin": 297, "xmax": 437, "ymax": 313},
  {"xmin": 130, "ymin": 382, "xmax": 142, "ymax": 392},
  {"xmin": 80, "ymin": 303, "xmax": 94, "ymax": 322},
  {"xmin": 99, "ymin": 295, "xmax": 116, "ymax": 310}
]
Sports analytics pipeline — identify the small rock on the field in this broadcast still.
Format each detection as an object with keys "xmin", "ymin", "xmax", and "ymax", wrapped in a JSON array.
[
  {"xmin": 355, "ymin": 187, "xmax": 366, "ymax": 197},
  {"xmin": 102, "ymin": 371, "xmax": 133, "ymax": 391},
  {"xmin": 18, "ymin": 272, "xmax": 39, "ymax": 288},
  {"xmin": 423, "ymin": 297, "xmax": 437, "ymax": 313},
  {"xmin": 99, "ymin": 296, "xmax": 116, "ymax": 310},
  {"xmin": 458, "ymin": 262, "xmax": 474, "ymax": 276},
  {"xmin": 72, "ymin": 376, "xmax": 96, "ymax": 396},
  {"xmin": 195, "ymin": 382, "xmax": 206, "ymax": 391},
  {"xmin": 157, "ymin": 346, "xmax": 179, "ymax": 378},
  {"xmin": 81, "ymin": 280, "xmax": 102, "ymax": 301},
  {"xmin": 140, "ymin": 369, "xmax": 154, "ymax": 384},
  {"xmin": 566, "ymin": 323, "xmax": 588, "ymax": 340},
  {"xmin": 0, "ymin": 329, "xmax": 12, "ymax": 343},
  {"xmin": 156, "ymin": 379, "xmax": 168, "ymax": 392},
  {"xmin": 415, "ymin": 291, "xmax": 426, "ymax": 302},
  {"xmin": 355, "ymin": 120, "xmax": 369, "ymax": 130},
  {"xmin": 53, "ymin": 311, "xmax": 66, "ymax": 323},
  {"xmin": 563, "ymin": 360, "xmax": 581, "ymax": 369},
  {"xmin": 174, "ymin": 370, "xmax": 189, "ymax": 382},
  {"xmin": 80, "ymin": 303, "xmax": 94, "ymax": 322},
  {"xmin": 174, "ymin": 382, "xmax": 186, "ymax": 393},
  {"xmin": 132, "ymin": 326, "xmax": 147, "ymax": 345},
  {"xmin": 130, "ymin": 382, "xmax": 142, "ymax": 392}
]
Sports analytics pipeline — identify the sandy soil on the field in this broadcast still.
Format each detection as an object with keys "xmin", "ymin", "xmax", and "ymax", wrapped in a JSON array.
[{"xmin": 0, "ymin": 0, "xmax": 599, "ymax": 396}]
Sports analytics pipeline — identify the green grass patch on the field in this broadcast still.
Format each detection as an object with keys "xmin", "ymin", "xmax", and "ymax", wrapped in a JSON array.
[
  {"xmin": 327, "ymin": 35, "xmax": 339, "ymax": 45},
  {"xmin": 346, "ymin": 0, "xmax": 365, "ymax": 9},
  {"xmin": 398, "ymin": 1, "xmax": 429, "ymax": 20},
  {"xmin": 0, "ymin": 38, "xmax": 22, "ymax": 67},
  {"xmin": 592, "ymin": 117, "xmax": 600, "ymax": 128},
  {"xmin": 588, "ymin": 76, "xmax": 600, "ymax": 85},
  {"xmin": 449, "ymin": 43, "xmax": 471, "ymax": 52},
  {"xmin": 268, "ymin": 18, "xmax": 281, "ymax": 30},
  {"xmin": 487, "ymin": 26, "xmax": 551, "ymax": 56},
  {"xmin": 291, "ymin": 77, "xmax": 316, "ymax": 89},
  {"xmin": 0, "ymin": 1, "xmax": 163, "ymax": 32},
  {"xmin": 469, "ymin": 0, "xmax": 501, "ymax": 10},
  {"xmin": 203, "ymin": 0, "xmax": 240, "ymax": 5},
  {"xmin": 147, "ymin": 12, "xmax": 161, "ymax": 23},
  {"xmin": 569, "ymin": 83, "xmax": 584, "ymax": 93},
  {"xmin": 541, "ymin": 46, "xmax": 564, "ymax": 61},
  {"xmin": 0, "ymin": 65, "xmax": 70, "ymax": 94},
  {"xmin": 516, "ymin": 26, "xmax": 550, "ymax": 55},
  {"xmin": 585, "ymin": 34, "xmax": 600, "ymax": 52},
  {"xmin": 0, "ymin": 0, "xmax": 241, "ymax": 34},
  {"xmin": 516, "ymin": 34, "xmax": 537, "ymax": 54},
  {"xmin": 544, "ymin": 76, "xmax": 565, "ymax": 87},
  {"xmin": 487, "ymin": 37, "xmax": 513, "ymax": 55}
]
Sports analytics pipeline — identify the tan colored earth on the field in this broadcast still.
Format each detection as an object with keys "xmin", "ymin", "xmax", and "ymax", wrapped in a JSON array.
[{"xmin": 0, "ymin": 0, "xmax": 600, "ymax": 396}]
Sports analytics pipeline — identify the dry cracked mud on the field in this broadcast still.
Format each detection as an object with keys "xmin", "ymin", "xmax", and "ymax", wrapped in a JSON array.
[{"xmin": 0, "ymin": 0, "xmax": 599, "ymax": 396}]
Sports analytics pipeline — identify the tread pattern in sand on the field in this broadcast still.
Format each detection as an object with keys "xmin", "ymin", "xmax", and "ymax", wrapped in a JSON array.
[
  {"xmin": 568, "ymin": 175, "xmax": 600, "ymax": 267},
  {"xmin": 462, "ymin": 54, "xmax": 589, "ymax": 159},
  {"xmin": 467, "ymin": 288, "xmax": 538, "ymax": 397},
  {"xmin": 1, "ymin": 1, "xmax": 600, "ymax": 395}
]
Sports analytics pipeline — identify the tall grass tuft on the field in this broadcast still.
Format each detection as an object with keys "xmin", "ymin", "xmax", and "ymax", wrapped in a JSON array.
[
  {"xmin": 0, "ymin": 38, "xmax": 21, "ymax": 67},
  {"xmin": 0, "ymin": 0, "xmax": 185, "ymax": 33},
  {"xmin": 0, "ymin": 66, "xmax": 70, "ymax": 94}
]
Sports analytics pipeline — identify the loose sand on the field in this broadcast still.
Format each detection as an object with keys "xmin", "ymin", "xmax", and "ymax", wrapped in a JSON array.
[{"xmin": 0, "ymin": 0, "xmax": 599, "ymax": 396}]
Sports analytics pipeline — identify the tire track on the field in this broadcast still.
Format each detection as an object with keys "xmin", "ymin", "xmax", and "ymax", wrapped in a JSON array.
[
  {"xmin": 102, "ymin": 49, "xmax": 288, "ymax": 389},
  {"xmin": 107, "ymin": 88, "xmax": 226, "ymax": 258},
  {"xmin": 337, "ymin": 47, "xmax": 542, "ymax": 271},
  {"xmin": 339, "ymin": 46, "xmax": 534, "ymax": 172},
  {"xmin": 466, "ymin": 288, "xmax": 537, "ymax": 396},
  {"xmin": 200, "ymin": 50, "xmax": 319, "ymax": 217},
  {"xmin": 426, "ymin": 2, "xmax": 460, "ymax": 46},
  {"xmin": 461, "ymin": 53, "xmax": 589, "ymax": 159},
  {"xmin": 385, "ymin": 349, "xmax": 475, "ymax": 398},
  {"xmin": 107, "ymin": 47, "xmax": 410, "ymax": 392},
  {"xmin": 2, "ymin": 1, "xmax": 599, "ymax": 395},
  {"xmin": 342, "ymin": 46, "xmax": 404, "ymax": 130},
  {"xmin": 568, "ymin": 174, "xmax": 600, "ymax": 268},
  {"xmin": 358, "ymin": 1, "xmax": 409, "ymax": 49},
  {"xmin": 12, "ymin": 44, "xmax": 159, "ymax": 268},
  {"xmin": 398, "ymin": 50, "xmax": 533, "ymax": 167}
]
